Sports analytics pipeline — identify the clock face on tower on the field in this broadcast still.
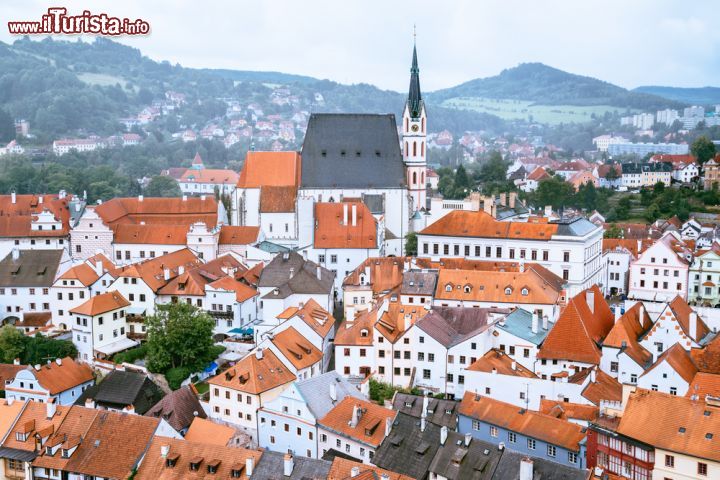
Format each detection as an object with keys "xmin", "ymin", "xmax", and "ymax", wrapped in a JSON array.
[{"xmin": 411, "ymin": 124, "xmax": 419, "ymax": 132}]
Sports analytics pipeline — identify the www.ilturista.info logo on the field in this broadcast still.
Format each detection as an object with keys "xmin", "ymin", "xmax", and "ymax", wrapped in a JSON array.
[{"xmin": 8, "ymin": 8, "xmax": 150, "ymax": 36}]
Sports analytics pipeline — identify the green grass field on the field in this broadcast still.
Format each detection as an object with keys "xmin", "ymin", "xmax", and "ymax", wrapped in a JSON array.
[
  {"xmin": 77, "ymin": 72, "xmax": 131, "ymax": 89},
  {"xmin": 441, "ymin": 97, "xmax": 636, "ymax": 125}
]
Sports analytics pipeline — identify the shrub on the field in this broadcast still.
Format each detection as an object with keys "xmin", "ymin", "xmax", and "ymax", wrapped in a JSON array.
[
  {"xmin": 112, "ymin": 344, "xmax": 147, "ymax": 365},
  {"xmin": 165, "ymin": 366, "xmax": 192, "ymax": 391}
]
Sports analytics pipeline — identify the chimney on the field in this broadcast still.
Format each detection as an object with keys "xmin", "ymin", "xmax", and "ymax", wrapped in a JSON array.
[
  {"xmin": 343, "ymin": 204, "xmax": 348, "ymax": 225},
  {"xmin": 138, "ymin": 194, "xmax": 144, "ymax": 202},
  {"xmin": 124, "ymin": 404, "xmax": 136, "ymax": 414},
  {"xmin": 163, "ymin": 268, "xmax": 170, "ymax": 281},
  {"xmin": 422, "ymin": 395, "xmax": 429, "ymax": 417},
  {"xmin": 590, "ymin": 369, "xmax": 596, "ymax": 383},
  {"xmin": 440, "ymin": 426, "xmax": 448, "ymax": 445},
  {"xmin": 420, "ymin": 416, "xmax": 426, "ymax": 432},
  {"xmin": 316, "ymin": 265, "xmax": 322, "ymax": 280},
  {"xmin": 464, "ymin": 433, "xmax": 472, "ymax": 447},
  {"xmin": 85, "ymin": 398, "xmax": 96, "ymax": 409},
  {"xmin": 519, "ymin": 261, "xmax": 525, "ymax": 273},
  {"xmin": 690, "ymin": 311, "xmax": 698, "ymax": 341},
  {"xmin": 350, "ymin": 466, "xmax": 361, "ymax": 477},
  {"xmin": 46, "ymin": 398, "xmax": 56, "ymax": 419},
  {"xmin": 329, "ymin": 382, "xmax": 337, "ymax": 402},
  {"xmin": 511, "ymin": 361, "xmax": 517, "ymax": 371},
  {"xmin": 182, "ymin": 194, "xmax": 188, "ymax": 202},
  {"xmin": 350, "ymin": 404, "xmax": 361, "ymax": 428},
  {"xmin": 55, "ymin": 358, "xmax": 62, "ymax": 366},
  {"xmin": 75, "ymin": 202, "xmax": 81, "ymax": 212},
  {"xmin": 13, "ymin": 358, "xmax": 20, "ymax": 365},
  {"xmin": 11, "ymin": 248, "xmax": 19, "ymax": 261},
  {"xmin": 499, "ymin": 192, "xmax": 507, "ymax": 206},
  {"xmin": 491, "ymin": 204, "xmax": 497, "ymax": 218},
  {"xmin": 283, "ymin": 453, "xmax": 294, "ymax": 476},
  {"xmin": 351, "ymin": 204, "xmax": 357, "ymax": 227},
  {"xmin": 531, "ymin": 311, "xmax": 539, "ymax": 334},
  {"xmin": 11, "ymin": 191, "xmax": 16, "ymax": 204},
  {"xmin": 544, "ymin": 205, "xmax": 552, "ymax": 217},
  {"xmin": 519, "ymin": 457, "xmax": 534, "ymax": 480},
  {"xmin": 94, "ymin": 260, "xmax": 103, "ymax": 277},
  {"xmin": 483, "ymin": 196, "xmax": 493, "ymax": 215},
  {"xmin": 200, "ymin": 194, "xmax": 206, "ymax": 201},
  {"xmin": 255, "ymin": 348, "xmax": 264, "ymax": 360},
  {"xmin": 542, "ymin": 315, "xmax": 549, "ymax": 331},
  {"xmin": 509, "ymin": 192, "xmax": 517, "ymax": 209},
  {"xmin": 59, "ymin": 189, "xmax": 66, "ymax": 199},
  {"xmin": 38, "ymin": 195, "xmax": 43, "ymax": 204},
  {"xmin": 160, "ymin": 445, "xmax": 170, "ymax": 458},
  {"xmin": 178, "ymin": 265, "xmax": 185, "ymax": 275},
  {"xmin": 586, "ymin": 289, "xmax": 595, "ymax": 314},
  {"xmin": 245, "ymin": 457, "xmax": 254, "ymax": 477},
  {"xmin": 403, "ymin": 314, "xmax": 412, "ymax": 331},
  {"xmin": 385, "ymin": 417, "xmax": 392, "ymax": 438}
]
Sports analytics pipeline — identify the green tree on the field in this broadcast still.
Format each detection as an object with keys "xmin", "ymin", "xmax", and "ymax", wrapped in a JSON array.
[
  {"xmin": 22, "ymin": 335, "xmax": 77, "ymax": 365},
  {"xmin": 691, "ymin": 136, "xmax": 717, "ymax": 165},
  {"xmin": 478, "ymin": 151, "xmax": 508, "ymax": 184},
  {"xmin": 145, "ymin": 176, "xmax": 182, "ymax": 197},
  {"xmin": 452, "ymin": 165, "xmax": 472, "ymax": 197},
  {"xmin": 0, "ymin": 325, "xmax": 26, "ymax": 363},
  {"xmin": 145, "ymin": 302, "xmax": 215, "ymax": 373},
  {"xmin": 404, "ymin": 232, "xmax": 418, "ymax": 256},
  {"xmin": 604, "ymin": 224, "xmax": 622, "ymax": 239},
  {"xmin": 0, "ymin": 108, "xmax": 15, "ymax": 143},
  {"xmin": 532, "ymin": 177, "xmax": 575, "ymax": 210}
]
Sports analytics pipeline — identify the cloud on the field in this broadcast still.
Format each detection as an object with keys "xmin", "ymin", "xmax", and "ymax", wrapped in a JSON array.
[{"xmin": 2, "ymin": 0, "xmax": 719, "ymax": 91}]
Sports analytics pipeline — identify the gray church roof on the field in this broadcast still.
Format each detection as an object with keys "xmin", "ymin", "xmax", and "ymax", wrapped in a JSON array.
[{"xmin": 300, "ymin": 114, "xmax": 407, "ymax": 190}]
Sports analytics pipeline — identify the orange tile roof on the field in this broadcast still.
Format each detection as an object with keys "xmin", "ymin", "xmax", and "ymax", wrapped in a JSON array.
[
  {"xmin": 29, "ymin": 357, "xmax": 94, "ymax": 395},
  {"xmin": 218, "ymin": 225, "xmax": 260, "ymax": 245},
  {"xmin": 0, "ymin": 399, "xmax": 24, "ymax": 441},
  {"xmin": 270, "ymin": 327, "xmax": 323, "ymax": 370},
  {"xmin": 134, "ymin": 436, "xmax": 262, "ymax": 480},
  {"xmin": 58, "ymin": 254, "xmax": 115, "ymax": 286},
  {"xmin": 374, "ymin": 300, "xmax": 424, "ymax": 344},
  {"xmin": 94, "ymin": 197, "xmax": 218, "ymax": 228},
  {"xmin": 0, "ymin": 194, "xmax": 73, "ymax": 238},
  {"xmin": 435, "ymin": 264, "xmax": 564, "ymax": 305},
  {"xmin": 602, "ymin": 302, "xmax": 653, "ymax": 367},
  {"xmin": 458, "ymin": 392, "xmax": 586, "ymax": 451},
  {"xmin": 335, "ymin": 305, "xmax": 378, "ymax": 347},
  {"xmin": 318, "ymin": 397, "xmax": 396, "ymax": 448},
  {"xmin": 157, "ymin": 254, "xmax": 247, "ymax": 298},
  {"xmin": 180, "ymin": 168, "xmax": 239, "ymax": 185},
  {"xmin": 69, "ymin": 290, "xmax": 129, "ymax": 316},
  {"xmin": 686, "ymin": 372, "xmax": 720, "ymax": 399},
  {"xmin": 237, "ymin": 151, "xmax": 301, "ymax": 188},
  {"xmin": 208, "ymin": 276, "xmax": 258, "ymax": 302},
  {"xmin": 113, "ymin": 224, "xmax": 190, "ymax": 245},
  {"xmin": 538, "ymin": 286, "xmax": 614, "ymax": 364},
  {"xmin": 602, "ymin": 238, "xmax": 648, "ymax": 257},
  {"xmin": 617, "ymin": 389, "xmax": 720, "ymax": 462},
  {"xmin": 32, "ymin": 405, "xmax": 99, "ymax": 472},
  {"xmin": 184, "ymin": 417, "xmax": 235, "ymax": 446},
  {"xmin": 467, "ymin": 349, "xmax": 538, "ymax": 378},
  {"xmin": 691, "ymin": 334, "xmax": 720, "ymax": 374},
  {"xmin": 314, "ymin": 202, "xmax": 377, "ymax": 249},
  {"xmin": 539, "ymin": 400, "xmax": 599, "ymax": 422},
  {"xmin": 420, "ymin": 210, "xmax": 558, "ymax": 240},
  {"xmin": 259, "ymin": 185, "xmax": 297, "ymax": 213},
  {"xmin": 667, "ymin": 296, "xmax": 711, "ymax": 343},
  {"xmin": 0, "ymin": 363, "xmax": 26, "ymax": 388},
  {"xmin": 527, "ymin": 166, "xmax": 551, "ymax": 181},
  {"xmin": 640, "ymin": 343, "xmax": 698, "ymax": 384},
  {"xmin": 327, "ymin": 457, "xmax": 413, "ymax": 480},
  {"xmin": 571, "ymin": 368, "xmax": 623, "ymax": 405},
  {"xmin": 279, "ymin": 299, "xmax": 334, "ymax": 339},
  {"xmin": 111, "ymin": 248, "xmax": 202, "ymax": 292},
  {"xmin": 207, "ymin": 348, "xmax": 295, "ymax": 394},
  {"xmin": 342, "ymin": 257, "xmax": 409, "ymax": 293},
  {"xmin": 1, "ymin": 401, "xmax": 69, "ymax": 452}
]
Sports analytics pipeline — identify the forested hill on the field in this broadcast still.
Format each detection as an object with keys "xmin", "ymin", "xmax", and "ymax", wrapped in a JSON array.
[
  {"xmin": 429, "ymin": 62, "xmax": 684, "ymax": 110},
  {"xmin": 633, "ymin": 85, "xmax": 720, "ymax": 106}
]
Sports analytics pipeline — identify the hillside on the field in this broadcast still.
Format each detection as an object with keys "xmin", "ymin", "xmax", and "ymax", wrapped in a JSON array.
[{"xmin": 633, "ymin": 85, "xmax": 720, "ymax": 106}]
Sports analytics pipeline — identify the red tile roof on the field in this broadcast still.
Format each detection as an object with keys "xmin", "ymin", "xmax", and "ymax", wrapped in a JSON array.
[
  {"xmin": 318, "ymin": 397, "xmax": 396, "ymax": 448},
  {"xmin": 94, "ymin": 197, "xmax": 218, "ymax": 228},
  {"xmin": 69, "ymin": 290, "xmax": 129, "ymax": 316},
  {"xmin": 218, "ymin": 226, "xmax": 260, "ymax": 245},
  {"xmin": 314, "ymin": 202, "xmax": 377, "ymax": 249},
  {"xmin": 259, "ymin": 185, "xmax": 297, "ymax": 213},
  {"xmin": 207, "ymin": 348, "xmax": 295, "ymax": 394},
  {"xmin": 28, "ymin": 358, "xmax": 94, "ymax": 395},
  {"xmin": 468, "ymin": 349, "xmax": 538, "ymax": 378},
  {"xmin": 0, "ymin": 194, "xmax": 74, "ymax": 238},
  {"xmin": 237, "ymin": 151, "xmax": 301, "ymax": 188},
  {"xmin": 180, "ymin": 168, "xmax": 239, "ymax": 185},
  {"xmin": 270, "ymin": 327, "xmax": 323, "ymax": 370},
  {"xmin": 420, "ymin": 210, "xmax": 558, "ymax": 241}
]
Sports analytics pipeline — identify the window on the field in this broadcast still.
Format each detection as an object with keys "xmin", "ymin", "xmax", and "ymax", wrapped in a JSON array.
[
  {"xmin": 471, "ymin": 420, "xmax": 480, "ymax": 431},
  {"xmin": 610, "ymin": 361, "xmax": 618, "ymax": 373},
  {"xmin": 665, "ymin": 454, "xmax": 674, "ymax": 468},
  {"xmin": 508, "ymin": 432, "xmax": 516, "ymax": 443},
  {"xmin": 527, "ymin": 438, "xmax": 536, "ymax": 450},
  {"xmin": 543, "ymin": 250, "xmax": 549, "ymax": 261},
  {"xmin": 562, "ymin": 269, "xmax": 569, "ymax": 280},
  {"xmin": 428, "ymin": 353, "xmax": 435, "ymax": 362},
  {"xmin": 331, "ymin": 255, "xmax": 337, "ymax": 264},
  {"xmin": 490, "ymin": 426, "xmax": 498, "ymax": 437},
  {"xmin": 698, "ymin": 462, "xmax": 707, "ymax": 476},
  {"xmin": 423, "ymin": 369, "xmax": 431, "ymax": 379},
  {"xmin": 547, "ymin": 445, "xmax": 556, "ymax": 457},
  {"xmin": 568, "ymin": 452, "xmax": 578, "ymax": 464},
  {"xmin": 418, "ymin": 352, "xmax": 424, "ymax": 361},
  {"xmin": 318, "ymin": 254, "xmax": 325, "ymax": 263},
  {"xmin": 458, "ymin": 375, "xmax": 465, "ymax": 384},
  {"xmin": 563, "ymin": 251, "xmax": 570, "ymax": 262}
]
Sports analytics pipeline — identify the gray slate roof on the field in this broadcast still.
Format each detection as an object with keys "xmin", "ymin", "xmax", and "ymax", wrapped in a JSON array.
[
  {"xmin": 76, "ymin": 370, "xmax": 164, "ymax": 415},
  {"xmin": 553, "ymin": 217, "xmax": 600, "ymax": 237},
  {"xmin": 392, "ymin": 393, "xmax": 458, "ymax": 429},
  {"xmin": 495, "ymin": 308, "xmax": 550, "ymax": 346},
  {"xmin": 400, "ymin": 270, "xmax": 438, "ymax": 296},
  {"xmin": 491, "ymin": 450, "xmax": 587, "ymax": 480},
  {"xmin": 416, "ymin": 307, "xmax": 500, "ymax": 348},
  {"xmin": 300, "ymin": 114, "xmax": 406, "ymax": 189},
  {"xmin": 296, "ymin": 371, "xmax": 364, "ymax": 420},
  {"xmin": 251, "ymin": 450, "xmax": 331, "ymax": 480},
  {"xmin": 373, "ymin": 412, "xmax": 442, "ymax": 479},
  {"xmin": 259, "ymin": 251, "xmax": 335, "ymax": 298},
  {"xmin": 0, "ymin": 249, "xmax": 62, "ymax": 287},
  {"xmin": 144, "ymin": 385, "xmax": 206, "ymax": 432},
  {"xmin": 429, "ymin": 431, "xmax": 502, "ymax": 480}
]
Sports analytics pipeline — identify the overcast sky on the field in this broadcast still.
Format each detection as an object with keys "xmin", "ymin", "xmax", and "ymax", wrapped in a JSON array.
[{"xmin": 3, "ymin": 0, "xmax": 719, "ymax": 92}]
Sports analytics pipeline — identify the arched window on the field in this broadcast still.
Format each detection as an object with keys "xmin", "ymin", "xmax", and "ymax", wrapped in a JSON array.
[
  {"xmin": 360, "ymin": 329, "xmax": 368, "ymax": 337},
  {"xmin": 421, "ymin": 141, "xmax": 425, "ymax": 156},
  {"xmin": 421, "ymin": 172, "xmax": 425, "ymax": 184},
  {"xmin": 504, "ymin": 287, "xmax": 512, "ymax": 295},
  {"xmin": 405, "ymin": 118, "xmax": 408, "ymax": 131},
  {"xmin": 421, "ymin": 118, "xmax": 425, "ymax": 132},
  {"xmin": 445, "ymin": 284, "xmax": 453, "ymax": 292},
  {"xmin": 413, "ymin": 142, "xmax": 417, "ymax": 156},
  {"xmin": 521, "ymin": 288, "xmax": 529, "ymax": 296},
  {"xmin": 413, "ymin": 172, "xmax": 417, "ymax": 185},
  {"xmin": 405, "ymin": 141, "xmax": 408, "ymax": 157},
  {"xmin": 463, "ymin": 285, "xmax": 472, "ymax": 294}
]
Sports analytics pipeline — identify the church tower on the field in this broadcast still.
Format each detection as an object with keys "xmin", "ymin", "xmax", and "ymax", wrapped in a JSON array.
[{"xmin": 402, "ymin": 39, "xmax": 427, "ymax": 213}]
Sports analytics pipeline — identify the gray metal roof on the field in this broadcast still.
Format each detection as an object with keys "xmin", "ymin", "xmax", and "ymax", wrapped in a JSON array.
[
  {"xmin": 491, "ymin": 450, "xmax": 587, "ymax": 480},
  {"xmin": 429, "ymin": 431, "xmax": 502, "ymax": 480},
  {"xmin": 373, "ymin": 412, "xmax": 442, "ymax": 479},
  {"xmin": 296, "ymin": 371, "xmax": 364, "ymax": 420},
  {"xmin": 495, "ymin": 308, "xmax": 550, "ymax": 346},
  {"xmin": 0, "ymin": 249, "xmax": 62, "ymax": 287},
  {"xmin": 553, "ymin": 217, "xmax": 599, "ymax": 237},
  {"xmin": 300, "ymin": 114, "xmax": 406, "ymax": 189},
  {"xmin": 400, "ymin": 271, "xmax": 438, "ymax": 296},
  {"xmin": 392, "ymin": 393, "xmax": 458, "ymax": 429},
  {"xmin": 251, "ymin": 450, "xmax": 331, "ymax": 480},
  {"xmin": 362, "ymin": 194, "xmax": 385, "ymax": 215},
  {"xmin": 0, "ymin": 447, "xmax": 37, "ymax": 462},
  {"xmin": 259, "ymin": 251, "xmax": 335, "ymax": 297},
  {"xmin": 76, "ymin": 370, "xmax": 164, "ymax": 414}
]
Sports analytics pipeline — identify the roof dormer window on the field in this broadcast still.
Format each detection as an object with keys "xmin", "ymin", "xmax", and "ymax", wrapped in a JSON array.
[
  {"xmin": 463, "ymin": 285, "xmax": 471, "ymax": 294},
  {"xmin": 504, "ymin": 287, "xmax": 513, "ymax": 295},
  {"xmin": 521, "ymin": 288, "xmax": 529, "ymax": 296},
  {"xmin": 445, "ymin": 284, "xmax": 452, "ymax": 292}
]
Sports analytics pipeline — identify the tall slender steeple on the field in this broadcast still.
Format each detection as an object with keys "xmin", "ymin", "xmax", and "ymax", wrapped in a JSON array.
[{"xmin": 402, "ymin": 29, "xmax": 428, "ymax": 217}]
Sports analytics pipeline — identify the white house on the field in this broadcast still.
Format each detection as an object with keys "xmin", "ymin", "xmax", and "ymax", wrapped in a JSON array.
[
  {"xmin": 4, "ymin": 357, "xmax": 94, "ymax": 405},
  {"xmin": 0, "ymin": 249, "xmax": 63, "ymax": 323},
  {"xmin": 628, "ymin": 231, "xmax": 692, "ymax": 302}
]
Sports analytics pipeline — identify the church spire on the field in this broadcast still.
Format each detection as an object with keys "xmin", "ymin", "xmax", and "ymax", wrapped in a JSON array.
[{"xmin": 407, "ymin": 34, "xmax": 422, "ymax": 119}]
